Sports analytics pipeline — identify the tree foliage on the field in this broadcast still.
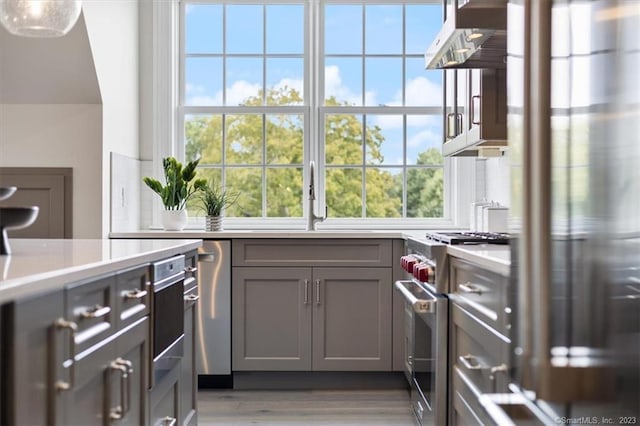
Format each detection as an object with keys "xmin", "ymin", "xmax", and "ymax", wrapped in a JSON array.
[{"xmin": 185, "ymin": 87, "xmax": 443, "ymax": 218}]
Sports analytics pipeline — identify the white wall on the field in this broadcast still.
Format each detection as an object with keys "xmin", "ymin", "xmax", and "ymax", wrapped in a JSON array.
[
  {"xmin": 0, "ymin": 104, "xmax": 103, "ymax": 238},
  {"xmin": 83, "ymin": 1, "xmax": 140, "ymax": 236},
  {"xmin": 483, "ymin": 153, "xmax": 511, "ymax": 207}
]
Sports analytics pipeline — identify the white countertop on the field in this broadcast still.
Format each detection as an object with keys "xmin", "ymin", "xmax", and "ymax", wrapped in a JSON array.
[
  {"xmin": 446, "ymin": 244, "xmax": 511, "ymax": 276},
  {"xmin": 110, "ymin": 229, "xmax": 424, "ymax": 239},
  {"xmin": 0, "ymin": 239, "xmax": 202, "ymax": 304}
]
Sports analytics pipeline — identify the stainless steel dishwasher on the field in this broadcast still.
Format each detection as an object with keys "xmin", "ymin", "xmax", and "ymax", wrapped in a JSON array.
[{"xmin": 196, "ymin": 240, "xmax": 232, "ymax": 388}]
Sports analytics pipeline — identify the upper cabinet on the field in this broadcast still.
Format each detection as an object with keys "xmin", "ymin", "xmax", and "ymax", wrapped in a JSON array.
[
  {"xmin": 427, "ymin": 0, "xmax": 508, "ymax": 157},
  {"xmin": 443, "ymin": 68, "xmax": 507, "ymax": 157}
]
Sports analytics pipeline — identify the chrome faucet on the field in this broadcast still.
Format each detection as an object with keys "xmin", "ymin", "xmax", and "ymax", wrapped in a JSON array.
[{"xmin": 307, "ymin": 161, "xmax": 326, "ymax": 231}]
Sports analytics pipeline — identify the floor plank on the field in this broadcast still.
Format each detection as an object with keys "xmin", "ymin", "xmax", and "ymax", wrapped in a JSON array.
[{"xmin": 197, "ymin": 389, "xmax": 415, "ymax": 425}]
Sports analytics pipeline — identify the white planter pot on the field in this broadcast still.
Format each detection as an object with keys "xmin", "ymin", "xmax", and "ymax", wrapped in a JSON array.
[
  {"xmin": 161, "ymin": 209, "xmax": 188, "ymax": 231},
  {"xmin": 205, "ymin": 215, "xmax": 223, "ymax": 232}
]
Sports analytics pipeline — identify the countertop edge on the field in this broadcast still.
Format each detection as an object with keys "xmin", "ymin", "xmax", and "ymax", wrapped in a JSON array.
[
  {"xmin": 0, "ymin": 239, "xmax": 202, "ymax": 304},
  {"xmin": 445, "ymin": 244, "xmax": 511, "ymax": 276}
]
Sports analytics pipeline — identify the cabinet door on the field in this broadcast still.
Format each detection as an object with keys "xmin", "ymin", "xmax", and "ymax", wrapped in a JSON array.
[
  {"xmin": 181, "ymin": 285, "xmax": 198, "ymax": 426},
  {"xmin": 468, "ymin": 68, "xmax": 507, "ymax": 141},
  {"xmin": 149, "ymin": 363, "xmax": 180, "ymax": 426},
  {"xmin": 232, "ymin": 267, "xmax": 312, "ymax": 371},
  {"xmin": 312, "ymin": 268, "xmax": 393, "ymax": 371},
  {"xmin": 114, "ymin": 318, "xmax": 149, "ymax": 426},
  {"xmin": 5, "ymin": 290, "xmax": 66, "ymax": 425}
]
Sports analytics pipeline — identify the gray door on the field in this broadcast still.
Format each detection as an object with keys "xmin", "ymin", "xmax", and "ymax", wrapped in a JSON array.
[
  {"xmin": 232, "ymin": 267, "xmax": 312, "ymax": 370},
  {"xmin": 312, "ymin": 267, "xmax": 393, "ymax": 371}
]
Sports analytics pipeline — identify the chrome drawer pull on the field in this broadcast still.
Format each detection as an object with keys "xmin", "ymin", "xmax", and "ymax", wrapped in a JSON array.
[
  {"xmin": 108, "ymin": 360, "xmax": 128, "ymax": 421},
  {"xmin": 304, "ymin": 279, "xmax": 309, "ymax": 305},
  {"xmin": 184, "ymin": 266, "xmax": 198, "ymax": 274},
  {"xmin": 124, "ymin": 289, "xmax": 148, "ymax": 300},
  {"xmin": 161, "ymin": 417, "xmax": 177, "ymax": 426},
  {"xmin": 184, "ymin": 294, "xmax": 200, "ymax": 302},
  {"xmin": 459, "ymin": 282, "xmax": 483, "ymax": 295},
  {"xmin": 459, "ymin": 354, "xmax": 484, "ymax": 371},
  {"xmin": 54, "ymin": 318, "xmax": 77, "ymax": 392},
  {"xmin": 489, "ymin": 363, "xmax": 508, "ymax": 380},
  {"xmin": 80, "ymin": 304, "xmax": 112, "ymax": 319}
]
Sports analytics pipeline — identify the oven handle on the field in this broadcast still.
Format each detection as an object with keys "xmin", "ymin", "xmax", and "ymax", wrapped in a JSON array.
[{"xmin": 394, "ymin": 280, "xmax": 436, "ymax": 314}]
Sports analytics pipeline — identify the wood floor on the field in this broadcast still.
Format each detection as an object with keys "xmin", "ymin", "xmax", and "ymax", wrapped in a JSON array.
[{"xmin": 197, "ymin": 389, "xmax": 415, "ymax": 425}]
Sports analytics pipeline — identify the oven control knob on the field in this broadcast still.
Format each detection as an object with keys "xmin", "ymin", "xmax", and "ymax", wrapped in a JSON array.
[{"xmin": 414, "ymin": 263, "xmax": 435, "ymax": 283}]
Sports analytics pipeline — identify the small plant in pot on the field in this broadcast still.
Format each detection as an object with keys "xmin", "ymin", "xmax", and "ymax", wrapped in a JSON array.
[
  {"xmin": 143, "ymin": 157, "xmax": 207, "ymax": 231},
  {"xmin": 198, "ymin": 178, "xmax": 239, "ymax": 231}
]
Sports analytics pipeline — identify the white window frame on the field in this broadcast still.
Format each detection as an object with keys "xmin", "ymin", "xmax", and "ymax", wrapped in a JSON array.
[{"xmin": 146, "ymin": 0, "xmax": 474, "ymax": 230}]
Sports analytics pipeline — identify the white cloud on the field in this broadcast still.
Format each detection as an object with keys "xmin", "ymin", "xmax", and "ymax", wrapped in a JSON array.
[
  {"xmin": 325, "ymin": 65, "xmax": 366, "ymax": 106},
  {"xmin": 408, "ymin": 128, "xmax": 440, "ymax": 148},
  {"xmin": 404, "ymin": 76, "xmax": 442, "ymax": 107}
]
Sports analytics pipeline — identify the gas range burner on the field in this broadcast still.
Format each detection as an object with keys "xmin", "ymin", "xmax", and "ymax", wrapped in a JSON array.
[{"xmin": 425, "ymin": 231, "xmax": 510, "ymax": 245}]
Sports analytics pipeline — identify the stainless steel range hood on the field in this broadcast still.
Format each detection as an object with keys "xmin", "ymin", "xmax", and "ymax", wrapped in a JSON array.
[{"xmin": 425, "ymin": 1, "xmax": 507, "ymax": 69}]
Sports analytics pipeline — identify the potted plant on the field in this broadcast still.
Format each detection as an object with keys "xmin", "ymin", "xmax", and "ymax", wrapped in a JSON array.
[
  {"xmin": 198, "ymin": 178, "xmax": 238, "ymax": 231},
  {"xmin": 143, "ymin": 157, "xmax": 207, "ymax": 230}
]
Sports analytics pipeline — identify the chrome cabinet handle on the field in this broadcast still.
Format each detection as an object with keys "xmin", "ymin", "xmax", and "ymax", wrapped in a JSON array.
[
  {"xmin": 80, "ymin": 304, "xmax": 112, "ymax": 319},
  {"xmin": 116, "ymin": 358, "xmax": 133, "ymax": 415},
  {"xmin": 471, "ymin": 95, "xmax": 481, "ymax": 124},
  {"xmin": 446, "ymin": 113, "xmax": 456, "ymax": 139},
  {"xmin": 304, "ymin": 279, "xmax": 309, "ymax": 305},
  {"xmin": 315, "ymin": 280, "xmax": 321, "ymax": 305},
  {"xmin": 124, "ymin": 289, "xmax": 148, "ymax": 300},
  {"xmin": 108, "ymin": 360, "xmax": 128, "ymax": 421},
  {"xmin": 184, "ymin": 294, "xmax": 200, "ymax": 302},
  {"xmin": 459, "ymin": 354, "xmax": 484, "ymax": 371},
  {"xmin": 458, "ymin": 282, "xmax": 483, "ymax": 295},
  {"xmin": 489, "ymin": 363, "xmax": 508, "ymax": 380},
  {"xmin": 184, "ymin": 266, "xmax": 198, "ymax": 274},
  {"xmin": 408, "ymin": 355, "xmax": 413, "ymax": 366},
  {"xmin": 54, "ymin": 318, "xmax": 77, "ymax": 391},
  {"xmin": 161, "ymin": 417, "xmax": 177, "ymax": 426}
]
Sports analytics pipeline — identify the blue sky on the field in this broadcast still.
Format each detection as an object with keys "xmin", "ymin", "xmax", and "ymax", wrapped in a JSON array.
[{"xmin": 183, "ymin": 3, "xmax": 444, "ymax": 166}]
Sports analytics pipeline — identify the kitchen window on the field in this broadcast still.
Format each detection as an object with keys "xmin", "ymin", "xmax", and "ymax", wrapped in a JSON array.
[{"xmin": 177, "ymin": 0, "xmax": 458, "ymax": 226}]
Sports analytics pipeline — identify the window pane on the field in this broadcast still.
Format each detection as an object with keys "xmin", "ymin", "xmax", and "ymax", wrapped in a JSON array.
[
  {"xmin": 407, "ymin": 167, "xmax": 443, "ymax": 218},
  {"xmin": 325, "ymin": 58, "xmax": 362, "ymax": 106},
  {"xmin": 365, "ymin": 5, "xmax": 402, "ymax": 54},
  {"xmin": 406, "ymin": 5, "xmax": 442, "ymax": 54},
  {"xmin": 407, "ymin": 115, "xmax": 443, "ymax": 165},
  {"xmin": 185, "ymin": 5, "xmax": 222, "ymax": 54},
  {"xmin": 185, "ymin": 57, "xmax": 222, "ymax": 106},
  {"xmin": 366, "ymin": 115, "xmax": 403, "ymax": 165},
  {"xmin": 226, "ymin": 114, "xmax": 263, "ymax": 164},
  {"xmin": 185, "ymin": 114, "xmax": 223, "ymax": 164},
  {"xmin": 325, "ymin": 5, "xmax": 362, "ymax": 54},
  {"xmin": 267, "ymin": 5, "xmax": 304, "ymax": 54},
  {"xmin": 267, "ymin": 168, "xmax": 303, "ymax": 217},
  {"xmin": 325, "ymin": 114, "xmax": 363, "ymax": 165},
  {"xmin": 266, "ymin": 58, "xmax": 304, "ymax": 105},
  {"xmin": 326, "ymin": 168, "xmax": 362, "ymax": 218},
  {"xmin": 226, "ymin": 168, "xmax": 262, "ymax": 217},
  {"xmin": 266, "ymin": 114, "xmax": 303, "ymax": 165},
  {"xmin": 226, "ymin": 5, "xmax": 263, "ymax": 54},
  {"xmin": 365, "ymin": 58, "xmax": 402, "ymax": 106},
  {"xmin": 366, "ymin": 168, "xmax": 402, "ymax": 218},
  {"xmin": 226, "ymin": 58, "xmax": 263, "ymax": 106},
  {"xmin": 406, "ymin": 58, "xmax": 442, "ymax": 107}
]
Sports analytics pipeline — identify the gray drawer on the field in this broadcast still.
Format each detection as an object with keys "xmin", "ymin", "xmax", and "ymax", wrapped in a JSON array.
[
  {"xmin": 451, "ymin": 366, "xmax": 493, "ymax": 426},
  {"xmin": 449, "ymin": 257, "xmax": 510, "ymax": 335},
  {"xmin": 233, "ymin": 239, "xmax": 392, "ymax": 267},
  {"xmin": 115, "ymin": 264, "xmax": 150, "ymax": 330},
  {"xmin": 450, "ymin": 302, "xmax": 510, "ymax": 395},
  {"xmin": 66, "ymin": 274, "xmax": 116, "ymax": 353}
]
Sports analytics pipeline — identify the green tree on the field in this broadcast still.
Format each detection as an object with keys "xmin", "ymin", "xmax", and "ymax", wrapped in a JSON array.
[{"xmin": 184, "ymin": 87, "xmax": 443, "ymax": 219}]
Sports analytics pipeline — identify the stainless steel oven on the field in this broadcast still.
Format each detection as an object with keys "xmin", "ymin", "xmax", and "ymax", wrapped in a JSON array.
[
  {"xmin": 396, "ymin": 239, "xmax": 448, "ymax": 426},
  {"xmin": 150, "ymin": 255, "xmax": 185, "ymax": 388}
]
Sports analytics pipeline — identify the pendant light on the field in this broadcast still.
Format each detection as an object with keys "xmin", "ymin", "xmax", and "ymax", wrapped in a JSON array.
[{"xmin": 0, "ymin": 0, "xmax": 82, "ymax": 38}]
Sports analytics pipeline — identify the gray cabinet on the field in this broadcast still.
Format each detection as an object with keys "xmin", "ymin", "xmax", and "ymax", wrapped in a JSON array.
[
  {"xmin": 232, "ymin": 240, "xmax": 394, "ymax": 372},
  {"xmin": 312, "ymin": 267, "xmax": 392, "ymax": 371},
  {"xmin": 181, "ymin": 249, "xmax": 198, "ymax": 426},
  {"xmin": 232, "ymin": 267, "xmax": 312, "ymax": 371},
  {"xmin": 448, "ymin": 257, "xmax": 511, "ymax": 425},
  {"xmin": 1, "ymin": 265, "xmax": 153, "ymax": 425},
  {"xmin": 149, "ymin": 363, "xmax": 180, "ymax": 426}
]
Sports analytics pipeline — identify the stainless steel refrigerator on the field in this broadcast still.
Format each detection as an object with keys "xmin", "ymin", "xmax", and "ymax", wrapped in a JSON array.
[{"xmin": 482, "ymin": 0, "xmax": 640, "ymax": 422}]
